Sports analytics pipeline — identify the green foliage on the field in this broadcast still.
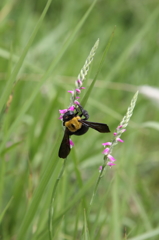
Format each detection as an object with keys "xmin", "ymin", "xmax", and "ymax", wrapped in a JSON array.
[{"xmin": 0, "ymin": 0, "xmax": 159, "ymax": 239}]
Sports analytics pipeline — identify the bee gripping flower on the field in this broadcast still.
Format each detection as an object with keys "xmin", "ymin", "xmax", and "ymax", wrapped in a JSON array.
[{"xmin": 59, "ymin": 40, "xmax": 100, "ymax": 120}]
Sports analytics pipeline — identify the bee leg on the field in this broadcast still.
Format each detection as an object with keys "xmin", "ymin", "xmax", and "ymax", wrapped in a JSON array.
[{"xmin": 77, "ymin": 104, "xmax": 89, "ymax": 120}]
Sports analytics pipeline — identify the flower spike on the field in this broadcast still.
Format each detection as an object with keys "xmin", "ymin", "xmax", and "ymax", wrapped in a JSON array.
[
  {"xmin": 59, "ymin": 40, "xmax": 99, "ymax": 120},
  {"xmin": 101, "ymin": 91, "xmax": 138, "ymax": 169}
]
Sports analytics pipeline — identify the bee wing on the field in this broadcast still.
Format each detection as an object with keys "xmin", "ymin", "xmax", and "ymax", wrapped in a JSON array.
[
  {"xmin": 58, "ymin": 128, "xmax": 71, "ymax": 158},
  {"xmin": 79, "ymin": 119, "xmax": 110, "ymax": 133}
]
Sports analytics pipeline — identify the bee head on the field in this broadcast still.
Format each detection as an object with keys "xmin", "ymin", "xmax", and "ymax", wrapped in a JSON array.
[{"xmin": 63, "ymin": 111, "xmax": 75, "ymax": 122}]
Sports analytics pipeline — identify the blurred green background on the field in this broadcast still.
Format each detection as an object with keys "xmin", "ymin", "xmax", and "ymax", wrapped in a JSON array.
[{"xmin": 0, "ymin": 0, "xmax": 159, "ymax": 239}]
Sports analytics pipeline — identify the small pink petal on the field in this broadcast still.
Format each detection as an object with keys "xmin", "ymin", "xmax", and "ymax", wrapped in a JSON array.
[
  {"xmin": 108, "ymin": 154, "xmax": 116, "ymax": 162},
  {"xmin": 74, "ymin": 100, "xmax": 80, "ymax": 105},
  {"xmin": 59, "ymin": 115, "xmax": 63, "ymax": 119},
  {"xmin": 59, "ymin": 109, "xmax": 67, "ymax": 114},
  {"xmin": 77, "ymin": 79, "xmax": 82, "ymax": 85},
  {"xmin": 68, "ymin": 106, "xmax": 75, "ymax": 111},
  {"xmin": 117, "ymin": 137, "xmax": 124, "ymax": 143},
  {"xmin": 80, "ymin": 87, "xmax": 85, "ymax": 89},
  {"xmin": 69, "ymin": 139, "xmax": 74, "ymax": 148},
  {"xmin": 117, "ymin": 125, "xmax": 123, "ymax": 129},
  {"xmin": 99, "ymin": 166, "xmax": 105, "ymax": 172},
  {"xmin": 102, "ymin": 148, "xmax": 110, "ymax": 154},
  {"xmin": 102, "ymin": 142, "xmax": 112, "ymax": 146},
  {"xmin": 68, "ymin": 90, "xmax": 74, "ymax": 94},
  {"xmin": 107, "ymin": 162, "xmax": 116, "ymax": 166},
  {"xmin": 76, "ymin": 96, "xmax": 80, "ymax": 99},
  {"xmin": 113, "ymin": 132, "xmax": 117, "ymax": 136},
  {"xmin": 122, "ymin": 129, "xmax": 126, "ymax": 133},
  {"xmin": 76, "ymin": 88, "xmax": 81, "ymax": 93}
]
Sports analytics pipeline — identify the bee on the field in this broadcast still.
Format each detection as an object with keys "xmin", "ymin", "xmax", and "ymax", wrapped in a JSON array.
[{"xmin": 58, "ymin": 104, "xmax": 110, "ymax": 158}]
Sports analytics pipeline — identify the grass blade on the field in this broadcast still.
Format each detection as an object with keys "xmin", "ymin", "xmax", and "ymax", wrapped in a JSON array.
[
  {"xmin": 0, "ymin": 0, "xmax": 53, "ymax": 113},
  {"xmin": 0, "ymin": 197, "xmax": 13, "ymax": 223},
  {"xmin": 83, "ymin": 209, "xmax": 90, "ymax": 240}
]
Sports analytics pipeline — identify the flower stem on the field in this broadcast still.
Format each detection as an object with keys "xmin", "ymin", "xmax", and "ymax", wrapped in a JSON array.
[{"xmin": 89, "ymin": 166, "xmax": 106, "ymax": 207}]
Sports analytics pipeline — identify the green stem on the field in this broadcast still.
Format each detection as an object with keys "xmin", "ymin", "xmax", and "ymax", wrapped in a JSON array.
[
  {"xmin": 89, "ymin": 165, "xmax": 106, "ymax": 207},
  {"xmin": 49, "ymin": 158, "xmax": 67, "ymax": 240}
]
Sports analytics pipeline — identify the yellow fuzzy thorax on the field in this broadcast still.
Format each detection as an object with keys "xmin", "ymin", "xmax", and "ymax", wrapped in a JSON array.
[{"xmin": 65, "ymin": 116, "xmax": 82, "ymax": 132}]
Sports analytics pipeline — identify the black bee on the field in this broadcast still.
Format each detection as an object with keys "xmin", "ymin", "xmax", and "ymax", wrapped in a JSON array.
[{"xmin": 58, "ymin": 104, "xmax": 110, "ymax": 158}]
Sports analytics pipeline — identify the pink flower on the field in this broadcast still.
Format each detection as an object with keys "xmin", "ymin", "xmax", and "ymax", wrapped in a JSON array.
[
  {"xmin": 108, "ymin": 154, "xmax": 116, "ymax": 162},
  {"xmin": 107, "ymin": 162, "xmax": 116, "ymax": 167},
  {"xmin": 69, "ymin": 139, "xmax": 74, "ymax": 148},
  {"xmin": 80, "ymin": 87, "xmax": 85, "ymax": 89},
  {"xmin": 59, "ymin": 109, "xmax": 67, "ymax": 114},
  {"xmin": 99, "ymin": 166, "xmax": 105, "ymax": 172},
  {"xmin": 59, "ymin": 115, "xmax": 63, "ymax": 119},
  {"xmin": 102, "ymin": 148, "xmax": 110, "ymax": 154},
  {"xmin": 68, "ymin": 106, "xmax": 75, "ymax": 111},
  {"xmin": 76, "ymin": 96, "xmax": 80, "ymax": 99},
  {"xmin": 76, "ymin": 79, "xmax": 82, "ymax": 86},
  {"xmin": 74, "ymin": 100, "xmax": 80, "ymax": 105},
  {"xmin": 122, "ymin": 129, "xmax": 126, "ymax": 133},
  {"xmin": 117, "ymin": 125, "xmax": 123, "ymax": 129},
  {"xmin": 113, "ymin": 132, "xmax": 117, "ymax": 136},
  {"xmin": 76, "ymin": 88, "xmax": 81, "ymax": 93},
  {"xmin": 117, "ymin": 137, "xmax": 124, "ymax": 143},
  {"xmin": 68, "ymin": 90, "xmax": 74, "ymax": 94},
  {"xmin": 99, "ymin": 166, "xmax": 103, "ymax": 172},
  {"xmin": 102, "ymin": 142, "xmax": 112, "ymax": 146}
]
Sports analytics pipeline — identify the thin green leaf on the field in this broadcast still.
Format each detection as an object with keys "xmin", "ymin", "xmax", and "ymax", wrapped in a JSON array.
[
  {"xmin": 0, "ymin": 197, "xmax": 13, "ymax": 223},
  {"xmin": 83, "ymin": 209, "xmax": 90, "ymax": 240},
  {"xmin": 128, "ymin": 228, "xmax": 159, "ymax": 240},
  {"xmin": 0, "ymin": 47, "xmax": 42, "ymax": 73},
  {"xmin": 112, "ymin": 173, "xmax": 121, "ymax": 240},
  {"xmin": 49, "ymin": 158, "xmax": 67, "ymax": 240},
  {"xmin": 1, "ymin": 141, "xmax": 23, "ymax": 155},
  {"xmin": 73, "ymin": 203, "xmax": 82, "ymax": 240},
  {"xmin": 141, "ymin": 121, "xmax": 159, "ymax": 131}
]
